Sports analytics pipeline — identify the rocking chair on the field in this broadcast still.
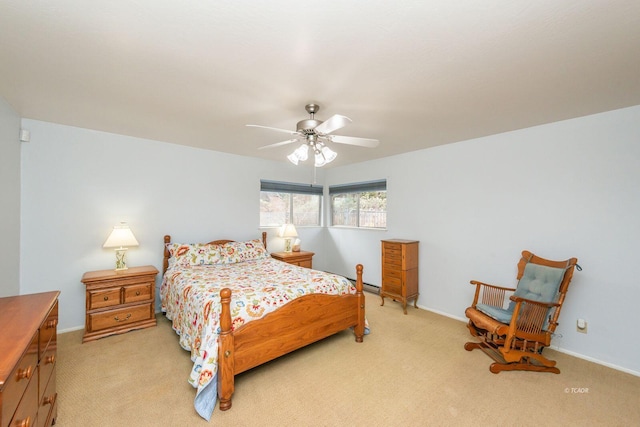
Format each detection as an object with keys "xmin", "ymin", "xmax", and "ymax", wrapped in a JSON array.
[{"xmin": 464, "ymin": 250, "xmax": 580, "ymax": 374}]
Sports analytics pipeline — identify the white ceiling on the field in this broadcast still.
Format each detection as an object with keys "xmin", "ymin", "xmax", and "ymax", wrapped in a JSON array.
[{"xmin": 1, "ymin": 1, "xmax": 639, "ymax": 168}]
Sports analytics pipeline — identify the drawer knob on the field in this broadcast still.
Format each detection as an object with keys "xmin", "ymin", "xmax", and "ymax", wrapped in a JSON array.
[
  {"xmin": 114, "ymin": 313, "xmax": 132, "ymax": 322},
  {"xmin": 43, "ymin": 395, "xmax": 55, "ymax": 405},
  {"xmin": 13, "ymin": 416, "xmax": 31, "ymax": 427},
  {"xmin": 104, "ymin": 296, "xmax": 109, "ymax": 301},
  {"xmin": 46, "ymin": 319, "xmax": 58, "ymax": 329},
  {"xmin": 45, "ymin": 354, "xmax": 56, "ymax": 365},
  {"xmin": 16, "ymin": 365, "xmax": 33, "ymax": 381},
  {"xmin": 135, "ymin": 290, "xmax": 140, "ymax": 296}
]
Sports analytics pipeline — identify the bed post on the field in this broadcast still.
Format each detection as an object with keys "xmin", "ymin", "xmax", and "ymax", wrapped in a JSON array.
[
  {"xmin": 218, "ymin": 288, "xmax": 235, "ymax": 411},
  {"xmin": 354, "ymin": 264, "xmax": 365, "ymax": 343},
  {"xmin": 261, "ymin": 231, "xmax": 267, "ymax": 250},
  {"xmin": 163, "ymin": 235, "xmax": 171, "ymax": 275}
]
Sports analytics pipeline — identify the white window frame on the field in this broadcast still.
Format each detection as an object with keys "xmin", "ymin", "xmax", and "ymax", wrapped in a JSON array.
[
  {"xmin": 329, "ymin": 179, "xmax": 387, "ymax": 229},
  {"xmin": 259, "ymin": 180, "xmax": 323, "ymax": 227}
]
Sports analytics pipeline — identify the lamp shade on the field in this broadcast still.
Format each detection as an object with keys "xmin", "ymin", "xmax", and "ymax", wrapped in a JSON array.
[
  {"xmin": 103, "ymin": 223, "xmax": 139, "ymax": 248},
  {"xmin": 279, "ymin": 223, "xmax": 298, "ymax": 238}
]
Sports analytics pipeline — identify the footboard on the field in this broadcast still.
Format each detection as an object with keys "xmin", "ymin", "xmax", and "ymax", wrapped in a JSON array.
[{"xmin": 217, "ymin": 264, "xmax": 365, "ymax": 411}]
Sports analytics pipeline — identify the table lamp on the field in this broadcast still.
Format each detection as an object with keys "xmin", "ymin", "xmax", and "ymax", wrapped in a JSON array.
[
  {"xmin": 279, "ymin": 224, "xmax": 298, "ymax": 253},
  {"xmin": 103, "ymin": 222, "xmax": 139, "ymax": 270}
]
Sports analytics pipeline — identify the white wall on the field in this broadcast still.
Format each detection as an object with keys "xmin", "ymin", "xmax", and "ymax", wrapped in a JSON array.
[
  {"xmin": 0, "ymin": 97, "xmax": 21, "ymax": 297},
  {"xmin": 325, "ymin": 105, "xmax": 640, "ymax": 375},
  {"xmin": 19, "ymin": 105, "xmax": 640, "ymax": 375},
  {"xmin": 19, "ymin": 119, "xmax": 321, "ymax": 331}
]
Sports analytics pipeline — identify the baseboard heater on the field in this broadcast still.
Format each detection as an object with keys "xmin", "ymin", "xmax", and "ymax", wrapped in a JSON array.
[
  {"xmin": 346, "ymin": 277, "xmax": 380, "ymax": 295},
  {"xmin": 321, "ymin": 270, "xmax": 380, "ymax": 295}
]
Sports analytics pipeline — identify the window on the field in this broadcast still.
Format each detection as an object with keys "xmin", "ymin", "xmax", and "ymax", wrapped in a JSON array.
[
  {"xmin": 260, "ymin": 180, "xmax": 323, "ymax": 227},
  {"xmin": 329, "ymin": 180, "xmax": 387, "ymax": 229}
]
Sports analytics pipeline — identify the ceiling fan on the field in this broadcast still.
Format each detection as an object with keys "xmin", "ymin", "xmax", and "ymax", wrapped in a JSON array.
[{"xmin": 247, "ymin": 103, "xmax": 379, "ymax": 167}]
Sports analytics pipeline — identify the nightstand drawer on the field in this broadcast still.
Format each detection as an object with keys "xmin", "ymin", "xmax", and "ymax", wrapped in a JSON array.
[
  {"xmin": 123, "ymin": 283, "xmax": 152, "ymax": 303},
  {"xmin": 89, "ymin": 288, "xmax": 121, "ymax": 310},
  {"xmin": 271, "ymin": 251, "xmax": 314, "ymax": 269},
  {"xmin": 88, "ymin": 303, "xmax": 153, "ymax": 331}
]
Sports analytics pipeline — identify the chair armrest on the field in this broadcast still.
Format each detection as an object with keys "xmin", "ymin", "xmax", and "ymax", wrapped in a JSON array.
[
  {"xmin": 470, "ymin": 280, "xmax": 516, "ymax": 291},
  {"xmin": 509, "ymin": 295, "xmax": 560, "ymax": 308},
  {"xmin": 469, "ymin": 281, "xmax": 516, "ymax": 307}
]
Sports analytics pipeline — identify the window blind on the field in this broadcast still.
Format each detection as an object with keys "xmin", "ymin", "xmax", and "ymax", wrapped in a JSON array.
[
  {"xmin": 260, "ymin": 180, "xmax": 323, "ymax": 195},
  {"xmin": 328, "ymin": 179, "xmax": 387, "ymax": 195}
]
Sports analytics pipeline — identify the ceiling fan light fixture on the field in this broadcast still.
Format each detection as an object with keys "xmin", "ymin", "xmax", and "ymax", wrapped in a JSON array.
[
  {"xmin": 321, "ymin": 146, "xmax": 337, "ymax": 163},
  {"xmin": 314, "ymin": 152, "xmax": 327, "ymax": 167},
  {"xmin": 287, "ymin": 152, "xmax": 300, "ymax": 165},
  {"xmin": 249, "ymin": 103, "xmax": 379, "ymax": 166},
  {"xmin": 293, "ymin": 144, "xmax": 309, "ymax": 161}
]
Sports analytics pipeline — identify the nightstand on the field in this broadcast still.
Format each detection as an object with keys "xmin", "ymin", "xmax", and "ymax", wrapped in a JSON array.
[
  {"xmin": 81, "ymin": 265, "xmax": 158, "ymax": 343},
  {"xmin": 271, "ymin": 251, "xmax": 315, "ymax": 268}
]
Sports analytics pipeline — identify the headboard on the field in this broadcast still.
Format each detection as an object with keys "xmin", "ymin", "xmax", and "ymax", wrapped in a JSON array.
[{"xmin": 162, "ymin": 231, "xmax": 268, "ymax": 275}]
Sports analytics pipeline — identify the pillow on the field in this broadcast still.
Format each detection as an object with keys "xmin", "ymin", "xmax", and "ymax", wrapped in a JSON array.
[
  {"xmin": 166, "ymin": 243, "xmax": 222, "ymax": 267},
  {"xmin": 218, "ymin": 239, "xmax": 269, "ymax": 264}
]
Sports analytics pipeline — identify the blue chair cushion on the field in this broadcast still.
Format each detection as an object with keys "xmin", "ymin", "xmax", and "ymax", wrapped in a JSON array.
[
  {"xmin": 508, "ymin": 263, "xmax": 565, "ymax": 311},
  {"xmin": 476, "ymin": 304, "xmax": 514, "ymax": 324},
  {"xmin": 476, "ymin": 263, "xmax": 566, "ymax": 330}
]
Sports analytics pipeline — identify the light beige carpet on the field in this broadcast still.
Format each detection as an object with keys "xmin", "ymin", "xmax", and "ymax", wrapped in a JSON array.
[{"xmin": 56, "ymin": 293, "xmax": 640, "ymax": 426}]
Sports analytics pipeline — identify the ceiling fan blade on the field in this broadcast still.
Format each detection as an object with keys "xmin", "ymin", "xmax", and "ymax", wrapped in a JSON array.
[
  {"xmin": 258, "ymin": 139, "xmax": 298, "ymax": 150},
  {"xmin": 246, "ymin": 124, "xmax": 298, "ymax": 136},
  {"xmin": 331, "ymin": 135, "xmax": 380, "ymax": 148},
  {"xmin": 314, "ymin": 114, "xmax": 351, "ymax": 135}
]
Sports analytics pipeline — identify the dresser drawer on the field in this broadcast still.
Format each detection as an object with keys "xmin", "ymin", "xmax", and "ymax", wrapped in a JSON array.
[
  {"xmin": 382, "ymin": 280, "xmax": 402, "ymax": 296},
  {"xmin": 10, "ymin": 370, "xmax": 38, "ymax": 427},
  {"xmin": 38, "ymin": 366, "xmax": 57, "ymax": 427},
  {"xmin": 39, "ymin": 345, "xmax": 56, "ymax": 400},
  {"xmin": 39, "ymin": 301, "xmax": 58, "ymax": 359},
  {"xmin": 88, "ymin": 303, "xmax": 153, "ymax": 332},
  {"xmin": 2, "ymin": 332, "xmax": 38, "ymax": 426},
  {"xmin": 123, "ymin": 283, "xmax": 152, "ymax": 303},
  {"xmin": 383, "ymin": 242, "xmax": 402, "ymax": 251},
  {"xmin": 89, "ymin": 288, "xmax": 122, "ymax": 310},
  {"xmin": 383, "ymin": 266, "xmax": 402, "ymax": 279},
  {"xmin": 383, "ymin": 274, "xmax": 402, "ymax": 287}
]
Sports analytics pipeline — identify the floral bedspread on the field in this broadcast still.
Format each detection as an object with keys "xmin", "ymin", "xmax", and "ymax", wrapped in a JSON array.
[{"xmin": 160, "ymin": 256, "xmax": 361, "ymax": 420}]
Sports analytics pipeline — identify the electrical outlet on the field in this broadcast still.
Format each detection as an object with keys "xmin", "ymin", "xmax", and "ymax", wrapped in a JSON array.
[{"xmin": 576, "ymin": 318, "xmax": 588, "ymax": 333}]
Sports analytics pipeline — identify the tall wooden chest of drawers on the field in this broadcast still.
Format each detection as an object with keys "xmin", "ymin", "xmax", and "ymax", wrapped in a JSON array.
[
  {"xmin": 0, "ymin": 291, "xmax": 59, "ymax": 427},
  {"xmin": 81, "ymin": 265, "xmax": 158, "ymax": 343},
  {"xmin": 380, "ymin": 239, "xmax": 419, "ymax": 314}
]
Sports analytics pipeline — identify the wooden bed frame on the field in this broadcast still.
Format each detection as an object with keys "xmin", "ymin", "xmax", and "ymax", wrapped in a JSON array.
[{"xmin": 162, "ymin": 232, "xmax": 365, "ymax": 411}]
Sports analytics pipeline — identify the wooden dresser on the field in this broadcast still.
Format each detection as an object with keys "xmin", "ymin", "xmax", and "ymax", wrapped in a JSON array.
[
  {"xmin": 81, "ymin": 265, "xmax": 158, "ymax": 343},
  {"xmin": 0, "ymin": 291, "xmax": 59, "ymax": 427},
  {"xmin": 380, "ymin": 239, "xmax": 419, "ymax": 314},
  {"xmin": 271, "ymin": 251, "xmax": 314, "ymax": 268}
]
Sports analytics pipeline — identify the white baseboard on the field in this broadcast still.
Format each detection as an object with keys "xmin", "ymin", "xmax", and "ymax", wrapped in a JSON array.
[{"xmin": 59, "ymin": 325, "xmax": 84, "ymax": 334}]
